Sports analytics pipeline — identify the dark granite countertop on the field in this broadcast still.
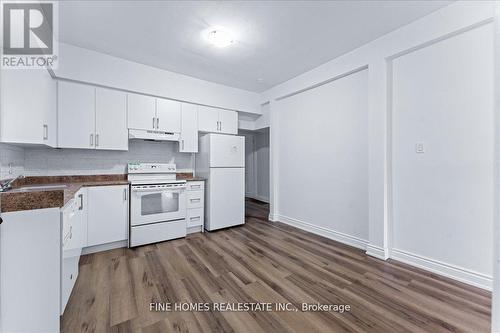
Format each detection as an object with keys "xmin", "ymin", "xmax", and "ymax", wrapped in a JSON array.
[{"xmin": 0, "ymin": 175, "xmax": 129, "ymax": 213}]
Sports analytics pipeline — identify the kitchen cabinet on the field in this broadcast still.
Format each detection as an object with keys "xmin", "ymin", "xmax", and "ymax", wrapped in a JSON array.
[
  {"xmin": 156, "ymin": 98, "xmax": 181, "ymax": 132},
  {"xmin": 218, "ymin": 109, "xmax": 238, "ymax": 134},
  {"xmin": 0, "ymin": 208, "xmax": 61, "ymax": 332},
  {"xmin": 58, "ymin": 82, "xmax": 128, "ymax": 150},
  {"xmin": 198, "ymin": 106, "xmax": 220, "ymax": 133},
  {"xmin": 186, "ymin": 181, "xmax": 205, "ymax": 233},
  {"xmin": 60, "ymin": 196, "xmax": 84, "ymax": 315},
  {"xmin": 96, "ymin": 88, "xmax": 128, "ymax": 150},
  {"xmin": 0, "ymin": 69, "xmax": 57, "ymax": 146},
  {"xmin": 58, "ymin": 81, "xmax": 95, "ymax": 149},
  {"xmin": 127, "ymin": 93, "xmax": 182, "ymax": 133},
  {"xmin": 180, "ymin": 103, "xmax": 198, "ymax": 153},
  {"xmin": 86, "ymin": 185, "xmax": 128, "ymax": 247},
  {"xmin": 127, "ymin": 93, "xmax": 156, "ymax": 131},
  {"xmin": 198, "ymin": 106, "xmax": 238, "ymax": 134}
]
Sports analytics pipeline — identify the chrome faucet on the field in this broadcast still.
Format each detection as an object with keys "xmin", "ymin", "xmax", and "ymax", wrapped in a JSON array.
[{"xmin": 0, "ymin": 175, "xmax": 25, "ymax": 192}]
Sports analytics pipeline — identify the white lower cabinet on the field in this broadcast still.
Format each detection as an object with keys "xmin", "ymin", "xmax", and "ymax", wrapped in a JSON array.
[
  {"xmin": 86, "ymin": 185, "xmax": 129, "ymax": 247},
  {"xmin": 0, "ymin": 208, "xmax": 61, "ymax": 333},
  {"xmin": 186, "ymin": 181, "xmax": 205, "ymax": 232}
]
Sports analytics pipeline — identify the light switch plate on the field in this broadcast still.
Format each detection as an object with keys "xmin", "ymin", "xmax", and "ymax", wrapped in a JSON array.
[{"xmin": 415, "ymin": 143, "xmax": 425, "ymax": 153}]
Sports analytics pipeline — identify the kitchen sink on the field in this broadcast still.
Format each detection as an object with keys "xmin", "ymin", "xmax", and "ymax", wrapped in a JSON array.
[{"xmin": 18, "ymin": 184, "xmax": 69, "ymax": 191}]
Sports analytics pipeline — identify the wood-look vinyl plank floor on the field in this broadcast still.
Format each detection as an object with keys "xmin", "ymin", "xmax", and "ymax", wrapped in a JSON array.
[{"xmin": 61, "ymin": 198, "xmax": 491, "ymax": 333}]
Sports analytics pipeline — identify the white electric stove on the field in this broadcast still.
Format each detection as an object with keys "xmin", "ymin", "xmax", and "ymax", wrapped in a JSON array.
[{"xmin": 128, "ymin": 162, "xmax": 187, "ymax": 247}]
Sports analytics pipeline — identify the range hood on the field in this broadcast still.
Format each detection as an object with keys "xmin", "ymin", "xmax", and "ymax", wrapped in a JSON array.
[{"xmin": 128, "ymin": 129, "xmax": 180, "ymax": 142}]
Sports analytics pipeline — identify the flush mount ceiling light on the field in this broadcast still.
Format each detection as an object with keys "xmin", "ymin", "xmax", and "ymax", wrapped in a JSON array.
[{"xmin": 206, "ymin": 28, "xmax": 235, "ymax": 48}]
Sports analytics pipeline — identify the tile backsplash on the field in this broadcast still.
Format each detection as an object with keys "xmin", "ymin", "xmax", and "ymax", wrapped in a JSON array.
[
  {"xmin": 0, "ymin": 144, "xmax": 25, "ymax": 180},
  {"xmin": 0, "ymin": 140, "xmax": 193, "ymax": 179}
]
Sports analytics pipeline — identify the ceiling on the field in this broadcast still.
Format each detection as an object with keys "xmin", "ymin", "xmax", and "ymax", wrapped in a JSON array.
[{"xmin": 59, "ymin": 1, "xmax": 452, "ymax": 92}]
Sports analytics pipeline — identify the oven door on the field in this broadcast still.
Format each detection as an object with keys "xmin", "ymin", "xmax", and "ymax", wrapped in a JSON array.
[{"xmin": 130, "ymin": 184, "xmax": 186, "ymax": 226}]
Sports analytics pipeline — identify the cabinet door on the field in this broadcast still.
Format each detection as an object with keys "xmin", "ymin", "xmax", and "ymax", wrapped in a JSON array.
[
  {"xmin": 218, "ymin": 109, "xmax": 238, "ymax": 134},
  {"xmin": 95, "ymin": 88, "xmax": 128, "ymax": 150},
  {"xmin": 197, "ymin": 105, "xmax": 219, "ymax": 132},
  {"xmin": 87, "ymin": 185, "xmax": 128, "ymax": 247},
  {"xmin": 156, "ymin": 98, "xmax": 181, "ymax": 132},
  {"xmin": 180, "ymin": 103, "xmax": 198, "ymax": 153},
  {"xmin": 0, "ymin": 208, "xmax": 61, "ymax": 332},
  {"xmin": 127, "ymin": 93, "xmax": 156, "ymax": 130},
  {"xmin": 0, "ymin": 69, "xmax": 56, "ymax": 146},
  {"xmin": 58, "ymin": 81, "xmax": 96, "ymax": 149}
]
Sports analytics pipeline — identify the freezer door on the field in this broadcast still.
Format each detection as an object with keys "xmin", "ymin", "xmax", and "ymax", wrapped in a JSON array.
[
  {"xmin": 209, "ymin": 134, "xmax": 245, "ymax": 168},
  {"xmin": 207, "ymin": 168, "xmax": 245, "ymax": 231}
]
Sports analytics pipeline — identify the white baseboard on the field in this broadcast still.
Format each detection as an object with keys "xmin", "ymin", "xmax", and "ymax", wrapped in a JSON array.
[
  {"xmin": 391, "ymin": 248, "xmax": 492, "ymax": 290},
  {"xmin": 82, "ymin": 240, "xmax": 127, "ymax": 255},
  {"xmin": 366, "ymin": 244, "xmax": 389, "ymax": 260},
  {"xmin": 268, "ymin": 213, "xmax": 279, "ymax": 222},
  {"xmin": 277, "ymin": 214, "xmax": 368, "ymax": 251}
]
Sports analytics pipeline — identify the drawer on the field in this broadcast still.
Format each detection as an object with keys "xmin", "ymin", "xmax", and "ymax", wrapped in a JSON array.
[
  {"xmin": 187, "ymin": 190, "xmax": 204, "ymax": 208},
  {"xmin": 60, "ymin": 255, "xmax": 79, "ymax": 315},
  {"xmin": 130, "ymin": 219, "xmax": 186, "ymax": 247},
  {"xmin": 187, "ymin": 181, "xmax": 204, "ymax": 191},
  {"xmin": 187, "ymin": 208, "xmax": 204, "ymax": 228}
]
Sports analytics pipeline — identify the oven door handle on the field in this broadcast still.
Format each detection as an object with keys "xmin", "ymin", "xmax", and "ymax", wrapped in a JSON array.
[{"xmin": 131, "ymin": 187, "xmax": 186, "ymax": 193}]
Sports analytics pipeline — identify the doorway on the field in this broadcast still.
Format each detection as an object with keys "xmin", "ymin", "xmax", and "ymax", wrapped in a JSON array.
[{"xmin": 239, "ymin": 128, "xmax": 270, "ymax": 219}]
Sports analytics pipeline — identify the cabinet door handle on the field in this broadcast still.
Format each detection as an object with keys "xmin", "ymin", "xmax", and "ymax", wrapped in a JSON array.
[
  {"xmin": 78, "ymin": 194, "xmax": 83, "ymax": 210},
  {"xmin": 181, "ymin": 140, "xmax": 185, "ymax": 150},
  {"xmin": 95, "ymin": 134, "xmax": 99, "ymax": 147},
  {"xmin": 153, "ymin": 117, "xmax": 156, "ymax": 129},
  {"xmin": 156, "ymin": 117, "xmax": 160, "ymax": 129},
  {"xmin": 124, "ymin": 188, "xmax": 128, "ymax": 201},
  {"xmin": 219, "ymin": 121, "xmax": 222, "ymax": 132},
  {"xmin": 43, "ymin": 124, "xmax": 48, "ymax": 140},
  {"xmin": 90, "ymin": 134, "xmax": 94, "ymax": 147}
]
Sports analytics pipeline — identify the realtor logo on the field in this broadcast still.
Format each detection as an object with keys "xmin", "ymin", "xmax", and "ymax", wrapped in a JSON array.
[{"xmin": 1, "ymin": 1, "xmax": 58, "ymax": 69}]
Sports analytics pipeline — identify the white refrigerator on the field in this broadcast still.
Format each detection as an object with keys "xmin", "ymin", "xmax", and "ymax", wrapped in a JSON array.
[{"xmin": 196, "ymin": 133, "xmax": 245, "ymax": 231}]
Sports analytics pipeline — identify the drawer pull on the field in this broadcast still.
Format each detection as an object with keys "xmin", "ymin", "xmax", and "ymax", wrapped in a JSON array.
[
  {"xmin": 190, "ymin": 185, "xmax": 201, "ymax": 189},
  {"xmin": 190, "ymin": 216, "xmax": 201, "ymax": 221},
  {"xmin": 190, "ymin": 198, "xmax": 201, "ymax": 203}
]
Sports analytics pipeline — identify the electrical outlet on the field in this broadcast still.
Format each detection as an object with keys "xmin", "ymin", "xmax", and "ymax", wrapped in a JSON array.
[{"xmin": 415, "ymin": 143, "xmax": 425, "ymax": 154}]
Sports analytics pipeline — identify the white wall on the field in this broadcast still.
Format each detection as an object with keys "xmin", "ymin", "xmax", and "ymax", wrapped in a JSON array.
[
  {"xmin": 276, "ymin": 69, "xmax": 369, "ymax": 245},
  {"xmin": 492, "ymin": 3, "xmax": 500, "ymax": 331},
  {"xmin": 0, "ymin": 141, "xmax": 192, "ymax": 178},
  {"xmin": 55, "ymin": 43, "xmax": 261, "ymax": 114},
  {"xmin": 263, "ymin": 1, "xmax": 496, "ymax": 289},
  {"xmin": 392, "ymin": 24, "xmax": 494, "ymax": 278},
  {"xmin": 255, "ymin": 129, "xmax": 270, "ymax": 201}
]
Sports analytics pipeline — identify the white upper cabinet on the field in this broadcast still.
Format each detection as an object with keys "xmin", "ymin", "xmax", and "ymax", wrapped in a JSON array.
[
  {"xmin": 58, "ymin": 81, "xmax": 96, "ymax": 149},
  {"xmin": 0, "ymin": 69, "xmax": 57, "ymax": 146},
  {"xmin": 198, "ymin": 105, "xmax": 238, "ymax": 134},
  {"xmin": 59, "ymin": 82, "xmax": 128, "ymax": 150},
  {"xmin": 180, "ymin": 103, "xmax": 198, "ymax": 153},
  {"xmin": 127, "ymin": 93, "xmax": 156, "ymax": 131},
  {"xmin": 218, "ymin": 109, "xmax": 238, "ymax": 135},
  {"xmin": 198, "ymin": 106, "xmax": 220, "ymax": 133},
  {"xmin": 156, "ymin": 98, "xmax": 181, "ymax": 133},
  {"xmin": 95, "ymin": 88, "xmax": 128, "ymax": 150}
]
